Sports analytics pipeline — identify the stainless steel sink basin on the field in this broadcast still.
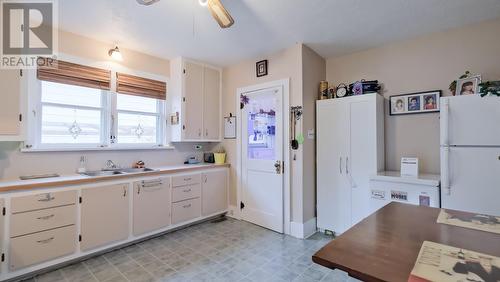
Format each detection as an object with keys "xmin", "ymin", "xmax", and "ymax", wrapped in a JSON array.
[
  {"xmin": 81, "ymin": 171, "xmax": 124, "ymax": 177},
  {"xmin": 81, "ymin": 168, "xmax": 156, "ymax": 177},
  {"xmin": 119, "ymin": 168, "xmax": 156, "ymax": 173}
]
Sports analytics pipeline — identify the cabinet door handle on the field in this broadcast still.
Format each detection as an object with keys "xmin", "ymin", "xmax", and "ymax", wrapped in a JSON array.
[
  {"xmin": 183, "ymin": 204, "xmax": 191, "ymax": 209},
  {"xmin": 123, "ymin": 187, "xmax": 127, "ymax": 197},
  {"xmin": 339, "ymin": 157, "xmax": 342, "ymax": 175},
  {"xmin": 204, "ymin": 175, "xmax": 208, "ymax": 183},
  {"xmin": 37, "ymin": 214, "xmax": 55, "ymax": 220},
  {"xmin": 184, "ymin": 177, "xmax": 192, "ymax": 181},
  {"xmin": 346, "ymin": 157, "xmax": 349, "ymax": 175},
  {"xmin": 36, "ymin": 237, "xmax": 54, "ymax": 244},
  {"xmin": 205, "ymin": 129, "xmax": 208, "ymax": 137},
  {"xmin": 38, "ymin": 194, "xmax": 55, "ymax": 202},
  {"xmin": 183, "ymin": 188, "xmax": 192, "ymax": 193},
  {"xmin": 198, "ymin": 129, "xmax": 202, "ymax": 137}
]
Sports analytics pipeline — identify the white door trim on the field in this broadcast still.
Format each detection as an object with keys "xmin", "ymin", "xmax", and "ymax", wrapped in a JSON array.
[{"xmin": 235, "ymin": 78, "xmax": 290, "ymax": 235}]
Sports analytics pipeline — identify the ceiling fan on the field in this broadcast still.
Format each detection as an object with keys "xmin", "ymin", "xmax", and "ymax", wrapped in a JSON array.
[{"xmin": 136, "ymin": 0, "xmax": 234, "ymax": 29}]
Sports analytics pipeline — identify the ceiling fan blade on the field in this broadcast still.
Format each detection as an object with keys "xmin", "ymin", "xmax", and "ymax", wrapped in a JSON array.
[
  {"xmin": 136, "ymin": 0, "xmax": 160, "ymax": 6},
  {"xmin": 207, "ymin": 0, "xmax": 234, "ymax": 28}
]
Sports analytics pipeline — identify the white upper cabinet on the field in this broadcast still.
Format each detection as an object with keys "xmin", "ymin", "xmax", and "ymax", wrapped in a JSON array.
[
  {"xmin": 0, "ymin": 70, "xmax": 25, "ymax": 141},
  {"xmin": 170, "ymin": 58, "xmax": 221, "ymax": 142}
]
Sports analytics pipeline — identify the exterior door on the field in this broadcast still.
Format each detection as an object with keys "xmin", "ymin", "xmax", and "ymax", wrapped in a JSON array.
[
  {"xmin": 183, "ymin": 61, "xmax": 203, "ymax": 140},
  {"xmin": 241, "ymin": 86, "xmax": 284, "ymax": 233}
]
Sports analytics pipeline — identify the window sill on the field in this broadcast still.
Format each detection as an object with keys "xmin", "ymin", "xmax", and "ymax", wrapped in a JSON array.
[{"xmin": 20, "ymin": 145, "xmax": 176, "ymax": 153}]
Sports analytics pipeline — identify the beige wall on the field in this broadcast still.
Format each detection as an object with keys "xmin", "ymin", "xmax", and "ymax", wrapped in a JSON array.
[
  {"xmin": 301, "ymin": 46, "xmax": 325, "ymax": 222},
  {"xmin": 222, "ymin": 44, "xmax": 304, "ymax": 222},
  {"xmin": 326, "ymin": 18, "xmax": 500, "ymax": 174},
  {"xmin": 222, "ymin": 43, "xmax": 325, "ymax": 224},
  {"xmin": 59, "ymin": 30, "xmax": 170, "ymax": 77},
  {"xmin": 0, "ymin": 30, "xmax": 214, "ymax": 181}
]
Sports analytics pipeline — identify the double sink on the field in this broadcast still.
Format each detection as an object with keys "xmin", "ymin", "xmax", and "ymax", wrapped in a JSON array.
[{"xmin": 81, "ymin": 167, "xmax": 156, "ymax": 177}]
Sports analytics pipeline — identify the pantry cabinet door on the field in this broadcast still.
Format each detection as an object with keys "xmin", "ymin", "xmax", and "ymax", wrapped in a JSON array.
[
  {"xmin": 183, "ymin": 61, "xmax": 204, "ymax": 140},
  {"xmin": 0, "ymin": 70, "xmax": 21, "ymax": 135},
  {"xmin": 81, "ymin": 184, "xmax": 130, "ymax": 251},
  {"xmin": 203, "ymin": 67, "xmax": 220, "ymax": 140}
]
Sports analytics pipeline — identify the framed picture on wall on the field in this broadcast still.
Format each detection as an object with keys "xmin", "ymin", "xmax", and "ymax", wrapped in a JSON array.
[
  {"xmin": 256, "ymin": 60, "xmax": 268, "ymax": 77},
  {"xmin": 389, "ymin": 90, "xmax": 441, "ymax": 115}
]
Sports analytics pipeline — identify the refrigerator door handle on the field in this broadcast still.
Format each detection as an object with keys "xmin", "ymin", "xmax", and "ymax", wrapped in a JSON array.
[
  {"xmin": 441, "ymin": 98, "xmax": 450, "ymax": 146},
  {"xmin": 442, "ymin": 146, "xmax": 451, "ymax": 195}
]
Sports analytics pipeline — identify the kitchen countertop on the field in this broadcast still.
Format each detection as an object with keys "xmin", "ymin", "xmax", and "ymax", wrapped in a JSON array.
[{"xmin": 0, "ymin": 163, "xmax": 230, "ymax": 193}]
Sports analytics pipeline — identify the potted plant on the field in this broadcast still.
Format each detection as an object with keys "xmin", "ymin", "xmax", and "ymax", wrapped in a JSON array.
[{"xmin": 214, "ymin": 146, "xmax": 226, "ymax": 164}]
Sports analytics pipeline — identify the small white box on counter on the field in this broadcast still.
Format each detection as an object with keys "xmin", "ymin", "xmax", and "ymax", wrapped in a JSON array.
[{"xmin": 401, "ymin": 157, "xmax": 419, "ymax": 177}]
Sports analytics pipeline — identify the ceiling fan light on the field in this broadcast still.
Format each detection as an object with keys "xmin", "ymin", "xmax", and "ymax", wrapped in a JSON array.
[
  {"xmin": 199, "ymin": 0, "xmax": 208, "ymax": 7},
  {"xmin": 207, "ymin": 0, "xmax": 234, "ymax": 28}
]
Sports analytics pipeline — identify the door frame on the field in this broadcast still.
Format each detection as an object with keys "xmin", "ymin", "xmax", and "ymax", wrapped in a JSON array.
[{"xmin": 235, "ymin": 78, "xmax": 291, "ymax": 235}]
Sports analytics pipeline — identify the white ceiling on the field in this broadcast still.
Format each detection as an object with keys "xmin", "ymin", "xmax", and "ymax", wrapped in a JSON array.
[{"xmin": 58, "ymin": 0, "xmax": 500, "ymax": 67}]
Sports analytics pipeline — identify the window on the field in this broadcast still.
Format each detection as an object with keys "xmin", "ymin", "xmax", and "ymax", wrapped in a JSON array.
[
  {"xmin": 116, "ymin": 94, "xmax": 162, "ymax": 144},
  {"xmin": 30, "ymin": 66, "xmax": 167, "ymax": 150},
  {"xmin": 40, "ymin": 81, "xmax": 106, "ymax": 145}
]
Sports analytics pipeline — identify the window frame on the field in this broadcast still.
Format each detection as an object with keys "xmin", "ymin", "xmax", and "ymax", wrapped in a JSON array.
[
  {"xmin": 25, "ymin": 62, "xmax": 170, "ymax": 151},
  {"xmin": 112, "ymin": 92, "xmax": 166, "ymax": 148}
]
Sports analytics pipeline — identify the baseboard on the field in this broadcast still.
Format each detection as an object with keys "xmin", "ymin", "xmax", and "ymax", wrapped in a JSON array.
[
  {"xmin": 226, "ymin": 205, "xmax": 241, "ymax": 219},
  {"xmin": 290, "ymin": 217, "xmax": 317, "ymax": 239}
]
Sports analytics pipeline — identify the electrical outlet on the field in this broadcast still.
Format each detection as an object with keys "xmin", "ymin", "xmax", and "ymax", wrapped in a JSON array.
[{"xmin": 194, "ymin": 145, "xmax": 203, "ymax": 150}]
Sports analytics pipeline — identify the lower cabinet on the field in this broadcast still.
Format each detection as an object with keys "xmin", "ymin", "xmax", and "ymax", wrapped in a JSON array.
[
  {"xmin": 133, "ymin": 177, "xmax": 171, "ymax": 236},
  {"xmin": 10, "ymin": 226, "xmax": 76, "ymax": 271},
  {"xmin": 81, "ymin": 184, "xmax": 130, "ymax": 251},
  {"xmin": 202, "ymin": 170, "xmax": 227, "ymax": 216},
  {"xmin": 172, "ymin": 198, "xmax": 201, "ymax": 224},
  {"xmin": 0, "ymin": 167, "xmax": 229, "ymax": 279}
]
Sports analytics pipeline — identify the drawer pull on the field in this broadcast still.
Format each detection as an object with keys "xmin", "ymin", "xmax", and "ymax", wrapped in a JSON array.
[
  {"xmin": 184, "ymin": 178, "xmax": 192, "ymax": 181},
  {"xmin": 183, "ymin": 204, "xmax": 191, "ymax": 209},
  {"xmin": 36, "ymin": 237, "xmax": 55, "ymax": 244},
  {"xmin": 183, "ymin": 188, "xmax": 192, "ymax": 193},
  {"xmin": 141, "ymin": 180, "xmax": 163, "ymax": 188},
  {"xmin": 38, "ymin": 194, "xmax": 55, "ymax": 202},
  {"xmin": 36, "ymin": 214, "xmax": 55, "ymax": 220}
]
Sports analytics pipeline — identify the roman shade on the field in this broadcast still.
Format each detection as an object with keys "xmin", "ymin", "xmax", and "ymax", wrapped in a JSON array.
[
  {"xmin": 116, "ymin": 72, "xmax": 166, "ymax": 100},
  {"xmin": 37, "ymin": 59, "xmax": 111, "ymax": 90}
]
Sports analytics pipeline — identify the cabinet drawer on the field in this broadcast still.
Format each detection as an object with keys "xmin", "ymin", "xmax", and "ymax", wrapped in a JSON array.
[
  {"xmin": 172, "ymin": 174, "xmax": 201, "ymax": 187},
  {"xmin": 11, "ymin": 190, "xmax": 77, "ymax": 213},
  {"xmin": 172, "ymin": 184, "xmax": 201, "ymax": 202},
  {"xmin": 11, "ymin": 205, "xmax": 76, "ymax": 237},
  {"xmin": 10, "ymin": 225, "xmax": 76, "ymax": 271},
  {"xmin": 171, "ymin": 198, "xmax": 201, "ymax": 224}
]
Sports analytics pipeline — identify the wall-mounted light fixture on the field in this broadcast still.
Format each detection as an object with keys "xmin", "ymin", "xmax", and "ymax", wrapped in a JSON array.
[
  {"xmin": 199, "ymin": 0, "xmax": 208, "ymax": 6},
  {"xmin": 108, "ymin": 46, "xmax": 123, "ymax": 61}
]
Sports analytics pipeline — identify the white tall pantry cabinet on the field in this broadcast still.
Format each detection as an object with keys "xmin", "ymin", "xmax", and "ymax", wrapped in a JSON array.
[
  {"xmin": 170, "ymin": 58, "xmax": 222, "ymax": 142},
  {"xmin": 316, "ymin": 94, "xmax": 385, "ymax": 235}
]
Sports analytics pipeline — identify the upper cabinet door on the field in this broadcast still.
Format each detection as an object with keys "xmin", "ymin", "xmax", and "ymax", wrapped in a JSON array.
[
  {"xmin": 183, "ymin": 62, "xmax": 204, "ymax": 140},
  {"xmin": 203, "ymin": 67, "xmax": 221, "ymax": 140},
  {"xmin": 0, "ymin": 70, "xmax": 21, "ymax": 136}
]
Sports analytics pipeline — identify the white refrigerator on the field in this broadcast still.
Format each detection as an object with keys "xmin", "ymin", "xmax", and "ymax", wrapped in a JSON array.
[{"xmin": 440, "ymin": 95, "xmax": 500, "ymax": 216}]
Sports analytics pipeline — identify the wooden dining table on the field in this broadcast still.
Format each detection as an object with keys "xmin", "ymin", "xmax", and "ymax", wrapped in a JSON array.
[{"xmin": 312, "ymin": 202, "xmax": 500, "ymax": 282}]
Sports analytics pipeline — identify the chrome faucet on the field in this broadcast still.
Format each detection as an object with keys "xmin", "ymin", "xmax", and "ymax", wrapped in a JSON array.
[{"xmin": 105, "ymin": 160, "xmax": 118, "ymax": 170}]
